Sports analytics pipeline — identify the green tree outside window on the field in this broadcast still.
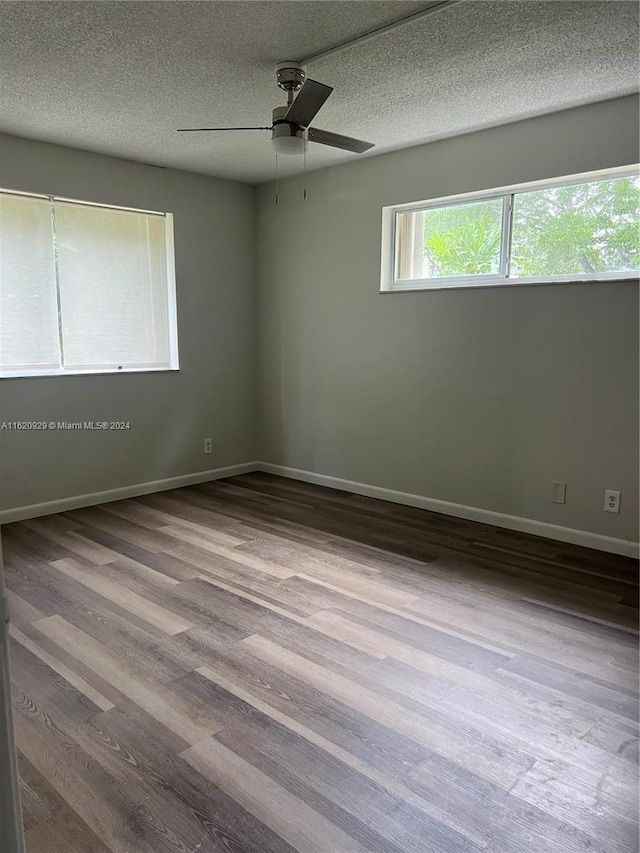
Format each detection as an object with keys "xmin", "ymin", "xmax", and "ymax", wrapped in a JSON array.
[{"xmin": 419, "ymin": 176, "xmax": 639, "ymax": 280}]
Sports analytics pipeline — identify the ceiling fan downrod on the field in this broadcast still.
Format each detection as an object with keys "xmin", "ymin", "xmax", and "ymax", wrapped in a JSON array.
[{"xmin": 276, "ymin": 61, "xmax": 306, "ymax": 107}]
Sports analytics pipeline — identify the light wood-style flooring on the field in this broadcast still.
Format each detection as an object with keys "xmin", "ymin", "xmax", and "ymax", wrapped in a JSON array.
[{"xmin": 3, "ymin": 472, "xmax": 639, "ymax": 852}]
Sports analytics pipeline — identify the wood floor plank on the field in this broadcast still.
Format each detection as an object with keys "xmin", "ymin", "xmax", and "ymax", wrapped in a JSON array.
[
  {"xmin": 519, "ymin": 596, "xmax": 639, "ymax": 635},
  {"xmin": 5, "ymin": 587, "xmax": 45, "ymax": 628},
  {"xmin": 194, "ymin": 673, "xmax": 488, "ymax": 851},
  {"xmin": 3, "ymin": 523, "xmax": 90, "ymax": 566},
  {"xmin": 206, "ymin": 478, "xmax": 320, "ymax": 511},
  {"xmin": 160, "ymin": 518, "xmax": 248, "ymax": 549},
  {"xmin": 234, "ymin": 511, "xmax": 337, "ymax": 543},
  {"xmin": 48, "ymin": 586, "xmax": 200, "ymax": 683},
  {"xmin": 64, "ymin": 506, "xmax": 179, "ymax": 553},
  {"xmin": 234, "ymin": 529, "xmax": 384, "ymax": 577},
  {"xmin": 192, "ymin": 662, "xmax": 490, "ymax": 846},
  {"xmin": 136, "ymin": 489, "xmax": 254, "ymax": 531},
  {"xmin": 112, "ymin": 547, "xmax": 202, "ymax": 582},
  {"xmin": 13, "ymin": 622, "xmax": 131, "ymax": 713},
  {"xmin": 498, "ymin": 655, "xmax": 639, "ymax": 721},
  {"xmin": 582, "ymin": 717, "xmax": 640, "ymax": 763},
  {"xmin": 49, "ymin": 557, "xmax": 193, "ymax": 635},
  {"xmin": 193, "ymin": 573, "xmax": 382, "ymax": 673},
  {"xmin": 288, "ymin": 573, "xmax": 517, "ymax": 656},
  {"xmin": 296, "ymin": 620, "xmax": 639, "ymax": 780},
  {"xmin": 195, "ymin": 644, "xmax": 430, "ymax": 778},
  {"xmin": 167, "ymin": 540, "xmax": 296, "ymax": 580},
  {"xmin": 404, "ymin": 591, "xmax": 635, "ymax": 685},
  {"xmin": 89, "ymin": 699, "xmax": 316, "ymax": 853},
  {"xmin": 406, "ymin": 756, "xmax": 619, "ymax": 853},
  {"xmin": 10, "ymin": 638, "xmax": 104, "ymax": 725},
  {"xmin": 367, "ymin": 654, "xmax": 598, "ymax": 745},
  {"xmin": 102, "ymin": 555, "xmax": 181, "ymax": 588},
  {"xmin": 102, "ymin": 497, "xmax": 247, "ymax": 542},
  {"xmin": 19, "ymin": 752, "xmax": 113, "ymax": 853},
  {"xmin": 465, "ymin": 542, "xmax": 638, "ymax": 600},
  {"xmin": 411, "ymin": 552, "xmax": 629, "ymax": 607},
  {"xmin": 199, "ymin": 571, "xmax": 323, "ymax": 618},
  {"xmin": 4, "ymin": 471, "xmax": 637, "ymax": 853},
  {"xmin": 4, "ymin": 543, "xmax": 186, "ymax": 643},
  {"xmin": 402, "ymin": 574, "xmax": 639, "ymax": 652},
  {"xmin": 304, "ymin": 603, "xmax": 634, "ymax": 714},
  {"xmin": 510, "ymin": 758, "xmax": 638, "ymax": 851},
  {"xmin": 33, "ymin": 615, "xmax": 221, "ymax": 746},
  {"xmin": 296, "ymin": 565, "xmax": 420, "ymax": 607},
  {"xmin": 10, "ymin": 625, "xmax": 114, "ymax": 712},
  {"xmin": 13, "ymin": 690, "xmax": 160, "ymax": 853},
  {"xmin": 21, "ymin": 517, "xmax": 118, "ymax": 566},
  {"xmin": 66, "ymin": 524, "xmax": 170, "ymax": 570},
  {"xmin": 182, "ymin": 737, "xmax": 384, "ymax": 853},
  {"xmin": 330, "ymin": 601, "xmax": 513, "ymax": 673},
  {"xmin": 241, "ymin": 634, "xmax": 536, "ymax": 791},
  {"xmin": 212, "ymin": 723, "xmax": 410, "ymax": 853},
  {"xmin": 66, "ymin": 715, "xmax": 231, "ymax": 853}
]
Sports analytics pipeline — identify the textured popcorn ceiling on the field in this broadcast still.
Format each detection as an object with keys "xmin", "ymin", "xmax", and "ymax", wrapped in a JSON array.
[{"xmin": 0, "ymin": 1, "xmax": 638, "ymax": 184}]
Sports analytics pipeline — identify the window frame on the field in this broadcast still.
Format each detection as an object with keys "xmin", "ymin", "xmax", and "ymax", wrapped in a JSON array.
[
  {"xmin": 0, "ymin": 188, "xmax": 179, "ymax": 379},
  {"xmin": 380, "ymin": 165, "xmax": 640, "ymax": 292}
]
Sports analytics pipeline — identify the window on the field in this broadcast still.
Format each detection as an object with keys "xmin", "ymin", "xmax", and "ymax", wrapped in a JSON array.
[
  {"xmin": 0, "ymin": 190, "xmax": 178, "ymax": 377},
  {"xmin": 382, "ymin": 167, "xmax": 640, "ymax": 291}
]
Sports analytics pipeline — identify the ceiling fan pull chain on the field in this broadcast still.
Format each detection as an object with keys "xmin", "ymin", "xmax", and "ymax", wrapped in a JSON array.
[{"xmin": 303, "ymin": 140, "xmax": 307, "ymax": 201}]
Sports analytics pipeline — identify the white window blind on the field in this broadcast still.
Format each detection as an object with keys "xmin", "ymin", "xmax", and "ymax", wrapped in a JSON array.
[
  {"xmin": 0, "ymin": 190, "xmax": 178, "ymax": 377},
  {"xmin": 0, "ymin": 193, "xmax": 60, "ymax": 371}
]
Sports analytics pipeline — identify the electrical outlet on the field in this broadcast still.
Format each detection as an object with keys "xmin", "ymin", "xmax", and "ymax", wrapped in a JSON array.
[
  {"xmin": 551, "ymin": 482, "xmax": 566, "ymax": 504},
  {"xmin": 604, "ymin": 490, "xmax": 620, "ymax": 513},
  {"xmin": 203, "ymin": 437, "xmax": 212, "ymax": 454}
]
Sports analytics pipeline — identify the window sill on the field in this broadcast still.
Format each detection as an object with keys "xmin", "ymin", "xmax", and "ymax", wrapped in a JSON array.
[
  {"xmin": 0, "ymin": 366, "xmax": 180, "ymax": 380},
  {"xmin": 380, "ymin": 275, "xmax": 639, "ymax": 293}
]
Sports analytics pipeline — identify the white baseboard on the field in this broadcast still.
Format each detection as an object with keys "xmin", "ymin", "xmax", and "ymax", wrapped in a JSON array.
[
  {"xmin": 2, "ymin": 458, "xmax": 637, "ymax": 558},
  {"xmin": 257, "ymin": 462, "xmax": 640, "ymax": 559},
  {"xmin": 0, "ymin": 462, "xmax": 259, "ymax": 525}
]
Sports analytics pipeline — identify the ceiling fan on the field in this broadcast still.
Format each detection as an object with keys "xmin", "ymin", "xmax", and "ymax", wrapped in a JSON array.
[{"xmin": 178, "ymin": 62, "xmax": 374, "ymax": 156}]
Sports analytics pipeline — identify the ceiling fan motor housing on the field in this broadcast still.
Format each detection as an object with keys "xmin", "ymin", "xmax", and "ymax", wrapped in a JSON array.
[
  {"xmin": 276, "ymin": 61, "xmax": 305, "ymax": 92},
  {"xmin": 272, "ymin": 106, "xmax": 302, "ymax": 132}
]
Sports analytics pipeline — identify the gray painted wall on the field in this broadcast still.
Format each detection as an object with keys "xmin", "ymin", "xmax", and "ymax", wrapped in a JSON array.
[
  {"xmin": 1, "ymin": 97, "xmax": 638, "ymax": 543},
  {"xmin": 0, "ymin": 134, "xmax": 257, "ymax": 512},
  {"xmin": 256, "ymin": 95, "xmax": 640, "ymax": 542}
]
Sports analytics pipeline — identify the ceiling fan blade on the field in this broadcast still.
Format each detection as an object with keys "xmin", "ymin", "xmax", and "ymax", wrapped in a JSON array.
[
  {"xmin": 284, "ymin": 79, "xmax": 333, "ymax": 128},
  {"xmin": 177, "ymin": 126, "xmax": 271, "ymax": 132},
  {"xmin": 307, "ymin": 127, "xmax": 374, "ymax": 153}
]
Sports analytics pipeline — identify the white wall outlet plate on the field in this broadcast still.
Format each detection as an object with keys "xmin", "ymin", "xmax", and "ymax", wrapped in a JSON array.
[
  {"xmin": 203, "ymin": 437, "xmax": 212, "ymax": 454},
  {"xmin": 551, "ymin": 482, "xmax": 566, "ymax": 504},
  {"xmin": 604, "ymin": 490, "xmax": 621, "ymax": 513}
]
